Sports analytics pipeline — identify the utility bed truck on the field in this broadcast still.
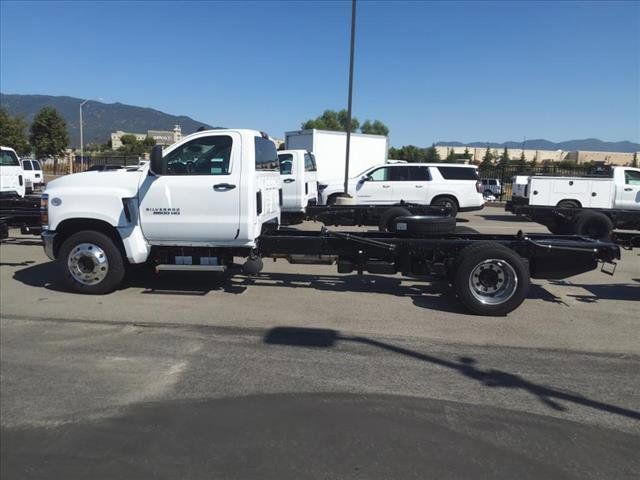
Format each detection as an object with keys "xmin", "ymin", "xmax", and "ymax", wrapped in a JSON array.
[
  {"xmin": 506, "ymin": 167, "xmax": 640, "ymax": 245},
  {"xmin": 40, "ymin": 129, "xmax": 621, "ymax": 316}
]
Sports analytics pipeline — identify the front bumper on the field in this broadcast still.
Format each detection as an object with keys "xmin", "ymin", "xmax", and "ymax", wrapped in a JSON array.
[{"xmin": 42, "ymin": 230, "xmax": 56, "ymax": 260}]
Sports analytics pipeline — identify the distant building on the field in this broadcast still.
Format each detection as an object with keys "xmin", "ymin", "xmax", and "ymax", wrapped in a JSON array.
[
  {"xmin": 435, "ymin": 145, "xmax": 638, "ymax": 166},
  {"xmin": 111, "ymin": 124, "xmax": 182, "ymax": 149}
]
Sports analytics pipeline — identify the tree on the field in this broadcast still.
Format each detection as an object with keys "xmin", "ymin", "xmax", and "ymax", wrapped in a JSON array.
[
  {"xmin": 498, "ymin": 147, "xmax": 510, "ymax": 166},
  {"xmin": 462, "ymin": 147, "xmax": 472, "ymax": 160},
  {"xmin": 446, "ymin": 147, "xmax": 456, "ymax": 162},
  {"xmin": 301, "ymin": 109, "xmax": 389, "ymax": 135},
  {"xmin": 302, "ymin": 109, "xmax": 358, "ymax": 132},
  {"xmin": 481, "ymin": 147, "xmax": 494, "ymax": 165},
  {"xmin": 360, "ymin": 119, "xmax": 389, "ymax": 136},
  {"xmin": 0, "ymin": 108, "xmax": 30, "ymax": 155},
  {"xmin": 119, "ymin": 135, "xmax": 156, "ymax": 155},
  {"xmin": 632, "ymin": 152, "xmax": 638, "ymax": 168},
  {"xmin": 424, "ymin": 143, "xmax": 440, "ymax": 162},
  {"xmin": 530, "ymin": 152, "xmax": 538, "ymax": 168},
  {"xmin": 29, "ymin": 107, "xmax": 69, "ymax": 172},
  {"xmin": 389, "ymin": 145, "xmax": 424, "ymax": 162}
]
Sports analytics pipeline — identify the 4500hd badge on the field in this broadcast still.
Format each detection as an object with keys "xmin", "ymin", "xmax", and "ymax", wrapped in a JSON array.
[{"xmin": 146, "ymin": 208, "xmax": 181, "ymax": 215}]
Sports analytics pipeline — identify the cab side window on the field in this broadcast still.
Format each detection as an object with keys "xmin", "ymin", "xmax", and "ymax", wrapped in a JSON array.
[
  {"xmin": 624, "ymin": 170, "xmax": 640, "ymax": 185},
  {"xmin": 304, "ymin": 153, "xmax": 317, "ymax": 172},
  {"xmin": 279, "ymin": 154, "xmax": 293, "ymax": 175},
  {"xmin": 165, "ymin": 135, "xmax": 232, "ymax": 175}
]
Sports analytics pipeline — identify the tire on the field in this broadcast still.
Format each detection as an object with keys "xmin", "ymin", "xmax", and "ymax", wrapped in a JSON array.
[
  {"xmin": 378, "ymin": 207, "xmax": 412, "ymax": 232},
  {"xmin": 452, "ymin": 242, "xmax": 529, "ymax": 316},
  {"xmin": 327, "ymin": 194, "xmax": 339, "ymax": 206},
  {"xmin": 572, "ymin": 211, "xmax": 613, "ymax": 240},
  {"xmin": 58, "ymin": 230, "xmax": 126, "ymax": 294},
  {"xmin": 431, "ymin": 196, "xmax": 458, "ymax": 217},
  {"xmin": 392, "ymin": 215, "xmax": 456, "ymax": 235},
  {"xmin": 557, "ymin": 200, "xmax": 580, "ymax": 209}
]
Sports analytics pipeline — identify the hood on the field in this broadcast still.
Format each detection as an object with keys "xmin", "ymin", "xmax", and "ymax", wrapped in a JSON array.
[{"xmin": 46, "ymin": 169, "xmax": 144, "ymax": 197}]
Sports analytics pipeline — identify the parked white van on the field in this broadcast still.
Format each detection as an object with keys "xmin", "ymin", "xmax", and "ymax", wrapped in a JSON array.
[
  {"xmin": 318, "ymin": 163, "xmax": 484, "ymax": 216},
  {"xmin": 0, "ymin": 146, "xmax": 25, "ymax": 198}
]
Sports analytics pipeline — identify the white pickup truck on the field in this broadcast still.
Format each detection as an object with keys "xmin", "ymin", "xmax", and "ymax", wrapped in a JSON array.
[{"xmin": 1, "ymin": 146, "xmax": 26, "ymax": 198}]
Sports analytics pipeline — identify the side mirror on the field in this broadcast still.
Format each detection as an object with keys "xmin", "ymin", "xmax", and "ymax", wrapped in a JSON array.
[
  {"xmin": 361, "ymin": 175, "xmax": 372, "ymax": 182},
  {"xmin": 150, "ymin": 145, "xmax": 164, "ymax": 175}
]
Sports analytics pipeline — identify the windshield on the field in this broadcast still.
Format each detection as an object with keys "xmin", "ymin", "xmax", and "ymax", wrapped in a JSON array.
[{"xmin": 0, "ymin": 150, "xmax": 20, "ymax": 166}]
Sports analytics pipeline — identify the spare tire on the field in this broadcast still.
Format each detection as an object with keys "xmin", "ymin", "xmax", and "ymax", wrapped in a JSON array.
[
  {"xmin": 378, "ymin": 207, "xmax": 412, "ymax": 232},
  {"xmin": 391, "ymin": 215, "xmax": 456, "ymax": 235},
  {"xmin": 572, "ymin": 211, "xmax": 613, "ymax": 240}
]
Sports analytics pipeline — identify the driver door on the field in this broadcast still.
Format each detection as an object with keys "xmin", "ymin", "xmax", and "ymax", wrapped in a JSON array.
[
  {"xmin": 354, "ymin": 166, "xmax": 393, "ymax": 203},
  {"xmin": 616, "ymin": 169, "xmax": 640, "ymax": 209},
  {"xmin": 138, "ymin": 132, "xmax": 241, "ymax": 243}
]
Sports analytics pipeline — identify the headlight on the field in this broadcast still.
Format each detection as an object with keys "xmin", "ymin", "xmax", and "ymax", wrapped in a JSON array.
[{"xmin": 40, "ymin": 194, "xmax": 49, "ymax": 229}]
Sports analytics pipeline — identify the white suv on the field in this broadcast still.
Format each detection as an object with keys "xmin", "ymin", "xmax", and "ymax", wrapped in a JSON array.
[{"xmin": 319, "ymin": 163, "xmax": 484, "ymax": 216}]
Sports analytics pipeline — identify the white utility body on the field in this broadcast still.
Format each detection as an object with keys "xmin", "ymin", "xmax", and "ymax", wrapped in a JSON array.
[
  {"xmin": 318, "ymin": 163, "xmax": 484, "ymax": 216},
  {"xmin": 0, "ymin": 146, "xmax": 26, "ymax": 198},
  {"xmin": 42, "ymin": 129, "xmax": 281, "ymax": 292},
  {"xmin": 278, "ymin": 149, "xmax": 318, "ymax": 213},
  {"xmin": 528, "ymin": 167, "xmax": 640, "ymax": 210},
  {"xmin": 284, "ymin": 129, "xmax": 387, "ymax": 183}
]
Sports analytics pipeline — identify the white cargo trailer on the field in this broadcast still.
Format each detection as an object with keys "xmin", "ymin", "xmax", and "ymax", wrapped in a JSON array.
[{"xmin": 284, "ymin": 129, "xmax": 388, "ymax": 183}]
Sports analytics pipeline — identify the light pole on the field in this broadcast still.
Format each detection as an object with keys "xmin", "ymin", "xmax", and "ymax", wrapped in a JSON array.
[
  {"xmin": 342, "ymin": 0, "xmax": 357, "ymax": 197},
  {"xmin": 79, "ymin": 99, "xmax": 89, "ymax": 171}
]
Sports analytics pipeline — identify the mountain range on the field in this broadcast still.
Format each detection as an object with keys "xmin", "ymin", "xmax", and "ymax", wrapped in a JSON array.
[
  {"xmin": 1, "ymin": 93, "xmax": 637, "ymax": 153},
  {"xmin": 435, "ymin": 139, "xmax": 639, "ymax": 153},
  {"xmin": 0, "ymin": 93, "xmax": 216, "ymax": 147}
]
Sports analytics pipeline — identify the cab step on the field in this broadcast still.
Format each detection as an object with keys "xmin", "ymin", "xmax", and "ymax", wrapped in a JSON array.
[{"xmin": 155, "ymin": 264, "xmax": 227, "ymax": 272}]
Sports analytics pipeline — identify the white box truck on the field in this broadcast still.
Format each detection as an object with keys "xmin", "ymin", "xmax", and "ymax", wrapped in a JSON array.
[{"xmin": 284, "ymin": 129, "xmax": 388, "ymax": 183}]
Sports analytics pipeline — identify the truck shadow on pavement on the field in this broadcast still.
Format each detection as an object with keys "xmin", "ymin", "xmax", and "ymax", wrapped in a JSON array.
[
  {"xmin": 550, "ymin": 281, "xmax": 640, "ymax": 303},
  {"xmin": 264, "ymin": 326, "xmax": 640, "ymax": 422},
  {"xmin": 479, "ymin": 215, "xmax": 533, "ymax": 223},
  {"xmin": 239, "ymin": 272, "xmax": 468, "ymax": 314}
]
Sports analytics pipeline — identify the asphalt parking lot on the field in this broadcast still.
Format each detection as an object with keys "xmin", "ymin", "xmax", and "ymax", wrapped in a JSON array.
[{"xmin": 1, "ymin": 207, "xmax": 639, "ymax": 479}]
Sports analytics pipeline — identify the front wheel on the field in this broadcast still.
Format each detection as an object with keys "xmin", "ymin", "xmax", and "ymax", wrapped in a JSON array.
[
  {"xmin": 58, "ymin": 230, "xmax": 126, "ymax": 294},
  {"xmin": 452, "ymin": 242, "xmax": 529, "ymax": 316}
]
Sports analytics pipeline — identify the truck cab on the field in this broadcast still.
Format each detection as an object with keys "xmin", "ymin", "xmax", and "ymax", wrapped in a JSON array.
[
  {"xmin": 42, "ymin": 129, "xmax": 281, "ymax": 293},
  {"xmin": 278, "ymin": 149, "xmax": 318, "ymax": 215},
  {"xmin": 1, "ymin": 146, "xmax": 26, "ymax": 198}
]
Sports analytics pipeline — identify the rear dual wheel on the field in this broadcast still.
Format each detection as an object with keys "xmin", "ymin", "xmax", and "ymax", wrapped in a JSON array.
[{"xmin": 452, "ymin": 242, "xmax": 529, "ymax": 316}]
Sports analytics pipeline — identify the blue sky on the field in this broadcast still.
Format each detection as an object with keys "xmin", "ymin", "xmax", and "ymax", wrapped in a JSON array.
[{"xmin": 1, "ymin": 0, "xmax": 638, "ymax": 146}]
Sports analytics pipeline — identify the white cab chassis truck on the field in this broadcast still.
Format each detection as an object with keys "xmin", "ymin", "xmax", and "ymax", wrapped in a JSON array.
[
  {"xmin": 40, "ymin": 129, "xmax": 621, "ymax": 316},
  {"xmin": 278, "ymin": 149, "xmax": 319, "ymax": 222},
  {"xmin": 506, "ymin": 167, "xmax": 640, "ymax": 245}
]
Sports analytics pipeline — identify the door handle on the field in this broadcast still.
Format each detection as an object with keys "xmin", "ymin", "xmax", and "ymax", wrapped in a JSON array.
[
  {"xmin": 415, "ymin": 185, "xmax": 423, "ymax": 188},
  {"xmin": 624, "ymin": 188, "xmax": 632, "ymax": 191},
  {"xmin": 213, "ymin": 183, "xmax": 236, "ymax": 191},
  {"xmin": 382, "ymin": 185, "xmax": 391, "ymax": 188},
  {"xmin": 283, "ymin": 178, "xmax": 295, "ymax": 183}
]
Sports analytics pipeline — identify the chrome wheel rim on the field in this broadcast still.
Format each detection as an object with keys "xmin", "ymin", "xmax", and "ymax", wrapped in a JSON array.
[
  {"xmin": 67, "ymin": 243, "xmax": 109, "ymax": 285},
  {"xmin": 468, "ymin": 259, "xmax": 517, "ymax": 305}
]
